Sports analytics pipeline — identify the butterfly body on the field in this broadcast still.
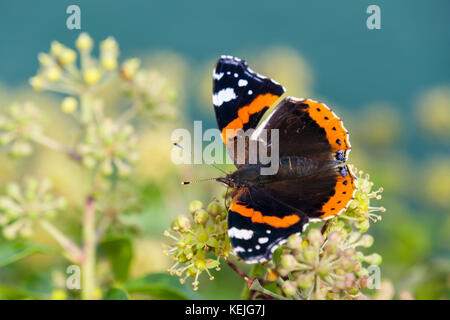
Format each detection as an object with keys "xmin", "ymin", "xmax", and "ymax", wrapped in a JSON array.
[{"xmin": 212, "ymin": 56, "xmax": 356, "ymax": 263}]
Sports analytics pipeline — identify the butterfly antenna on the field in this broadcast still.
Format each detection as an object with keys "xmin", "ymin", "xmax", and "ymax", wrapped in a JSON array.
[
  {"xmin": 181, "ymin": 177, "xmax": 218, "ymax": 185},
  {"xmin": 173, "ymin": 142, "xmax": 228, "ymax": 175}
]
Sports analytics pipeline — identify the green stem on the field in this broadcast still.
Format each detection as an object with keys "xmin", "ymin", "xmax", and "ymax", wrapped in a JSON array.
[
  {"xmin": 117, "ymin": 102, "xmax": 142, "ymax": 125},
  {"xmin": 81, "ymin": 195, "xmax": 96, "ymax": 300},
  {"xmin": 240, "ymin": 264, "xmax": 262, "ymax": 300},
  {"xmin": 249, "ymin": 279, "xmax": 290, "ymax": 300},
  {"xmin": 39, "ymin": 220, "xmax": 83, "ymax": 264},
  {"xmin": 80, "ymin": 93, "xmax": 94, "ymax": 124},
  {"xmin": 32, "ymin": 134, "xmax": 82, "ymax": 163}
]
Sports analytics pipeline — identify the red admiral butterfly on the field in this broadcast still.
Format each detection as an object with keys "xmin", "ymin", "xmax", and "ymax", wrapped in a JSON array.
[{"xmin": 212, "ymin": 55, "xmax": 356, "ymax": 263}]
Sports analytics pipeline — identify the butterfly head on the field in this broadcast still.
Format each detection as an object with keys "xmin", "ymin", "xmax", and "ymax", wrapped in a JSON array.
[{"xmin": 216, "ymin": 176, "xmax": 236, "ymax": 188}]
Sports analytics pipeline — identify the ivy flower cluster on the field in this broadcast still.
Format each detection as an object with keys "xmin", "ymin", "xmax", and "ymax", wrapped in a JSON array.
[
  {"xmin": 163, "ymin": 199, "xmax": 231, "ymax": 291},
  {"xmin": 332, "ymin": 166, "xmax": 386, "ymax": 233},
  {"xmin": 77, "ymin": 119, "xmax": 139, "ymax": 177},
  {"xmin": 0, "ymin": 34, "xmax": 178, "ymax": 299},
  {"xmin": 29, "ymin": 32, "xmax": 177, "ymax": 124},
  {"xmin": 269, "ymin": 166, "xmax": 385, "ymax": 300},
  {"xmin": 30, "ymin": 34, "xmax": 121, "ymax": 94},
  {"xmin": 0, "ymin": 102, "xmax": 43, "ymax": 157},
  {"xmin": 0, "ymin": 178, "xmax": 66, "ymax": 239},
  {"xmin": 276, "ymin": 228, "xmax": 381, "ymax": 300}
]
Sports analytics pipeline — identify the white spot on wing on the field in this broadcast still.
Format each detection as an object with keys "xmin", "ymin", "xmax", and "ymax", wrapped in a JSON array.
[
  {"xmin": 258, "ymin": 237, "xmax": 269, "ymax": 244},
  {"xmin": 238, "ymin": 79, "xmax": 248, "ymax": 87},
  {"xmin": 213, "ymin": 72, "xmax": 224, "ymax": 80},
  {"xmin": 233, "ymin": 246, "xmax": 245, "ymax": 253},
  {"xmin": 228, "ymin": 227, "xmax": 254, "ymax": 240},
  {"xmin": 213, "ymin": 88, "xmax": 237, "ymax": 107}
]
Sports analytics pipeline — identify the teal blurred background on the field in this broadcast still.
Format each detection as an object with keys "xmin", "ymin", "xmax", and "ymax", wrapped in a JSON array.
[{"xmin": 0, "ymin": 0, "xmax": 449, "ymax": 299}]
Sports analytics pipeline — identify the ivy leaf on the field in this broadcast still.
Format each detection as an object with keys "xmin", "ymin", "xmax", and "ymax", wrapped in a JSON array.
[
  {"xmin": 124, "ymin": 273, "xmax": 201, "ymax": 300},
  {"xmin": 0, "ymin": 285, "xmax": 44, "ymax": 300},
  {"xmin": 0, "ymin": 242, "xmax": 54, "ymax": 267},
  {"xmin": 99, "ymin": 235, "xmax": 133, "ymax": 282},
  {"xmin": 103, "ymin": 287, "xmax": 130, "ymax": 300}
]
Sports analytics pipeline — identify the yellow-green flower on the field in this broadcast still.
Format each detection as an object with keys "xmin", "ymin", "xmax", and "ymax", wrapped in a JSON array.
[
  {"xmin": 77, "ymin": 118, "xmax": 139, "ymax": 177},
  {"xmin": 29, "ymin": 75, "xmax": 46, "ymax": 91},
  {"xmin": 75, "ymin": 32, "xmax": 93, "ymax": 52},
  {"xmin": 83, "ymin": 68, "xmax": 101, "ymax": 85},
  {"xmin": 0, "ymin": 177, "xmax": 67, "ymax": 239},
  {"xmin": 120, "ymin": 58, "xmax": 140, "ymax": 80},
  {"xmin": 59, "ymin": 48, "xmax": 77, "ymax": 65},
  {"xmin": 164, "ymin": 200, "xmax": 229, "ymax": 291},
  {"xmin": 0, "ymin": 102, "xmax": 42, "ymax": 157},
  {"xmin": 61, "ymin": 97, "xmax": 78, "ymax": 114}
]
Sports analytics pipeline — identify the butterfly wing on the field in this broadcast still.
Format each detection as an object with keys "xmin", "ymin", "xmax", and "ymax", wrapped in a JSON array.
[
  {"xmin": 253, "ymin": 96, "xmax": 357, "ymax": 220},
  {"xmin": 254, "ymin": 96, "xmax": 351, "ymax": 165},
  {"xmin": 212, "ymin": 56, "xmax": 285, "ymax": 166},
  {"xmin": 228, "ymin": 187, "xmax": 307, "ymax": 263},
  {"xmin": 264, "ymin": 164, "xmax": 357, "ymax": 220}
]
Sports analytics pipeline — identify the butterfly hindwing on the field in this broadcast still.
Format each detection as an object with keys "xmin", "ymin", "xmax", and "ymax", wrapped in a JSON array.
[
  {"xmin": 264, "ymin": 163, "xmax": 357, "ymax": 220},
  {"xmin": 228, "ymin": 188, "xmax": 307, "ymax": 263},
  {"xmin": 212, "ymin": 56, "xmax": 285, "ymax": 165}
]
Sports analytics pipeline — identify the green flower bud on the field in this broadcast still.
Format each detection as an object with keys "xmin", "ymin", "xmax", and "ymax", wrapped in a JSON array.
[
  {"xmin": 359, "ymin": 275, "xmax": 370, "ymax": 289},
  {"xmin": 316, "ymin": 263, "xmax": 331, "ymax": 278},
  {"xmin": 287, "ymin": 234, "xmax": 303, "ymax": 250},
  {"xmin": 281, "ymin": 280, "xmax": 297, "ymax": 297},
  {"xmin": 307, "ymin": 228, "xmax": 324, "ymax": 247},
  {"xmin": 194, "ymin": 209, "xmax": 209, "ymax": 225},
  {"xmin": 302, "ymin": 245, "xmax": 318, "ymax": 263},
  {"xmin": 363, "ymin": 253, "xmax": 382, "ymax": 265},
  {"xmin": 324, "ymin": 240, "xmax": 339, "ymax": 255},
  {"xmin": 189, "ymin": 200, "xmax": 203, "ymax": 215},
  {"xmin": 347, "ymin": 232, "xmax": 361, "ymax": 244},
  {"xmin": 327, "ymin": 231, "xmax": 343, "ymax": 243},
  {"xmin": 280, "ymin": 254, "xmax": 297, "ymax": 270},
  {"xmin": 358, "ymin": 235, "xmax": 374, "ymax": 248},
  {"xmin": 343, "ymin": 248, "xmax": 356, "ymax": 259},
  {"xmin": 296, "ymin": 273, "xmax": 314, "ymax": 289},
  {"xmin": 207, "ymin": 202, "xmax": 222, "ymax": 217},
  {"xmin": 172, "ymin": 215, "xmax": 191, "ymax": 232},
  {"xmin": 356, "ymin": 220, "xmax": 370, "ymax": 233},
  {"xmin": 340, "ymin": 257, "xmax": 357, "ymax": 272},
  {"xmin": 194, "ymin": 259, "xmax": 206, "ymax": 271}
]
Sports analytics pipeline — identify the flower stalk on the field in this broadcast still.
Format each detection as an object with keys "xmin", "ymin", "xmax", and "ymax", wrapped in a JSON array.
[
  {"xmin": 39, "ymin": 220, "xmax": 83, "ymax": 263},
  {"xmin": 81, "ymin": 195, "xmax": 96, "ymax": 300}
]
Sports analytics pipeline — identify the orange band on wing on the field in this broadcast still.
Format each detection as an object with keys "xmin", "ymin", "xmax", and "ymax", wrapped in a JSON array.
[
  {"xmin": 319, "ymin": 165, "xmax": 356, "ymax": 219},
  {"xmin": 230, "ymin": 202, "xmax": 300, "ymax": 228},
  {"xmin": 303, "ymin": 99, "xmax": 350, "ymax": 153},
  {"xmin": 221, "ymin": 93, "xmax": 279, "ymax": 142}
]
